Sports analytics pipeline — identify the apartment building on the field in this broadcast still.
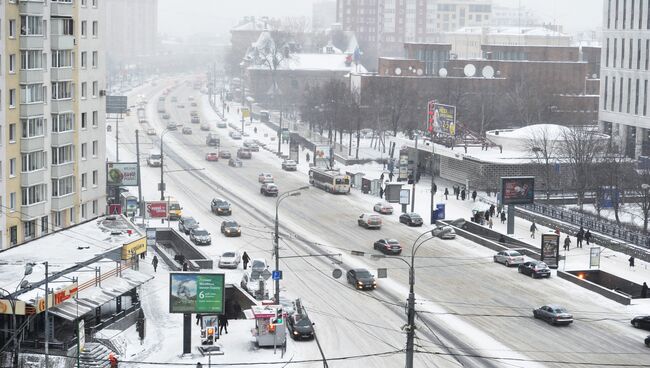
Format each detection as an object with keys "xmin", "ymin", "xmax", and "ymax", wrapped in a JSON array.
[
  {"xmin": 0, "ymin": 0, "xmax": 106, "ymax": 249},
  {"xmin": 599, "ymin": 0, "xmax": 650, "ymax": 158}
]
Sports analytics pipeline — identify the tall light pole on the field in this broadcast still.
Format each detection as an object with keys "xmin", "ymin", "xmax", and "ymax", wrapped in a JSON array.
[
  {"xmin": 159, "ymin": 127, "xmax": 180, "ymax": 201},
  {"xmin": 411, "ymin": 135, "xmax": 419, "ymax": 212},
  {"xmin": 274, "ymin": 186, "xmax": 309, "ymax": 303}
]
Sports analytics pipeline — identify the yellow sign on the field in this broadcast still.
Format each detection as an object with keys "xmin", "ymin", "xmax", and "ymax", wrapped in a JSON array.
[
  {"xmin": 0, "ymin": 299, "xmax": 26, "ymax": 315},
  {"xmin": 242, "ymin": 108, "xmax": 250, "ymax": 119},
  {"xmin": 122, "ymin": 236, "xmax": 147, "ymax": 260},
  {"xmin": 34, "ymin": 282, "xmax": 78, "ymax": 314}
]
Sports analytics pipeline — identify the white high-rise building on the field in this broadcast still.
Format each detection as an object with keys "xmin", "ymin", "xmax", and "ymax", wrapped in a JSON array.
[{"xmin": 599, "ymin": 0, "xmax": 650, "ymax": 158}]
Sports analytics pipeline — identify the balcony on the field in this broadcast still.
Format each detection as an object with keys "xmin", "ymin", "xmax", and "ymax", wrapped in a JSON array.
[
  {"xmin": 20, "ymin": 136, "xmax": 45, "ymax": 153},
  {"xmin": 51, "ymin": 35, "xmax": 74, "ymax": 50},
  {"xmin": 51, "ymin": 194, "xmax": 76, "ymax": 212},
  {"xmin": 21, "ymin": 169, "xmax": 47, "ymax": 187},
  {"xmin": 51, "ymin": 130, "xmax": 74, "ymax": 146},
  {"xmin": 19, "ymin": 1, "xmax": 45, "ymax": 15},
  {"xmin": 19, "ymin": 36, "xmax": 44, "ymax": 50},
  {"xmin": 20, "ymin": 69, "xmax": 45, "ymax": 84},
  {"xmin": 20, "ymin": 102, "xmax": 44, "ymax": 117},
  {"xmin": 51, "ymin": 67, "xmax": 72, "ymax": 81},
  {"xmin": 21, "ymin": 202, "xmax": 47, "ymax": 221},
  {"xmin": 50, "ymin": 2, "xmax": 73, "ymax": 17},
  {"xmin": 51, "ymin": 162, "xmax": 74, "ymax": 178},
  {"xmin": 51, "ymin": 99, "xmax": 73, "ymax": 113}
]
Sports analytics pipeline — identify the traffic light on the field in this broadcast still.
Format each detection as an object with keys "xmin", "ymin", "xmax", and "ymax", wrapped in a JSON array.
[{"xmin": 275, "ymin": 308, "xmax": 283, "ymax": 324}]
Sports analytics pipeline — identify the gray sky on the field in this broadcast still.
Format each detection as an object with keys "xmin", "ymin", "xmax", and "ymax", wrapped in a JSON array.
[{"xmin": 158, "ymin": 0, "xmax": 602, "ymax": 37}]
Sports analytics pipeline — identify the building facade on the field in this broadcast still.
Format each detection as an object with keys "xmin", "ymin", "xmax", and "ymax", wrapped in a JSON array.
[
  {"xmin": 0, "ymin": 0, "xmax": 106, "ymax": 249},
  {"xmin": 599, "ymin": 0, "xmax": 650, "ymax": 158},
  {"xmin": 313, "ymin": 1, "xmax": 337, "ymax": 31}
]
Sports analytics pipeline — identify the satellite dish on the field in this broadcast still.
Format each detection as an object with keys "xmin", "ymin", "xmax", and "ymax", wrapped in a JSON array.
[
  {"xmin": 438, "ymin": 68, "xmax": 448, "ymax": 77},
  {"xmin": 416, "ymin": 68, "xmax": 424, "ymax": 76},
  {"xmin": 463, "ymin": 64, "xmax": 476, "ymax": 77},
  {"xmin": 591, "ymin": 73, "xmax": 597, "ymax": 78},
  {"xmin": 395, "ymin": 67, "xmax": 402, "ymax": 76},
  {"xmin": 482, "ymin": 65, "xmax": 495, "ymax": 78},
  {"xmin": 332, "ymin": 269, "xmax": 343, "ymax": 279}
]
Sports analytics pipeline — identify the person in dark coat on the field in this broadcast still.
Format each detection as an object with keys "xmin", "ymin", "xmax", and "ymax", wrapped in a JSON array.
[
  {"xmin": 629, "ymin": 256, "xmax": 635, "ymax": 269},
  {"xmin": 306, "ymin": 152, "xmax": 310, "ymax": 163},
  {"xmin": 461, "ymin": 189, "xmax": 466, "ymax": 201},
  {"xmin": 455, "ymin": 186, "xmax": 460, "ymax": 200},
  {"xmin": 242, "ymin": 251, "xmax": 251, "ymax": 270},
  {"xmin": 584, "ymin": 230, "xmax": 592, "ymax": 245},
  {"xmin": 379, "ymin": 173, "xmax": 385, "ymax": 182},
  {"xmin": 471, "ymin": 190, "xmax": 477, "ymax": 202},
  {"xmin": 576, "ymin": 227, "xmax": 584, "ymax": 248},
  {"xmin": 641, "ymin": 282, "xmax": 648, "ymax": 298},
  {"xmin": 498, "ymin": 235, "xmax": 506, "ymax": 244},
  {"xmin": 182, "ymin": 262, "xmax": 188, "ymax": 271},
  {"xmin": 530, "ymin": 222, "xmax": 537, "ymax": 239},
  {"xmin": 379, "ymin": 186, "xmax": 384, "ymax": 199},
  {"xmin": 218, "ymin": 314, "xmax": 228, "ymax": 335},
  {"xmin": 500, "ymin": 211, "xmax": 506, "ymax": 224},
  {"xmin": 489, "ymin": 205, "xmax": 495, "ymax": 217},
  {"xmin": 564, "ymin": 236, "xmax": 571, "ymax": 251},
  {"xmin": 152, "ymin": 255, "xmax": 159, "ymax": 273},
  {"xmin": 444, "ymin": 188, "xmax": 449, "ymax": 200},
  {"xmin": 388, "ymin": 171, "xmax": 394, "ymax": 182}
]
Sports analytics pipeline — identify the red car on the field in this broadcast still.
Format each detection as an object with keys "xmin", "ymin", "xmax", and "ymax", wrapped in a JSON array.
[{"xmin": 205, "ymin": 152, "xmax": 219, "ymax": 161}]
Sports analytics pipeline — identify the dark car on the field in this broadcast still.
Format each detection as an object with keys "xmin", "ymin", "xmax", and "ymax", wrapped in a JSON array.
[
  {"xmin": 533, "ymin": 304, "xmax": 574, "ymax": 326},
  {"xmin": 178, "ymin": 216, "xmax": 199, "ymax": 234},
  {"xmin": 219, "ymin": 150, "xmax": 231, "ymax": 159},
  {"xmin": 211, "ymin": 198, "xmax": 232, "ymax": 216},
  {"xmin": 346, "ymin": 268, "xmax": 376, "ymax": 290},
  {"xmin": 261, "ymin": 183, "xmax": 278, "ymax": 196},
  {"xmin": 373, "ymin": 239, "xmax": 402, "ymax": 255},
  {"xmin": 399, "ymin": 212, "xmax": 423, "ymax": 227},
  {"xmin": 189, "ymin": 228, "xmax": 211, "ymax": 245},
  {"xmin": 645, "ymin": 335, "xmax": 650, "ymax": 347},
  {"xmin": 220, "ymin": 220, "xmax": 241, "ymax": 237},
  {"xmin": 287, "ymin": 314, "xmax": 314, "ymax": 340},
  {"xmin": 229, "ymin": 158, "xmax": 243, "ymax": 167},
  {"xmin": 631, "ymin": 316, "xmax": 650, "ymax": 330},
  {"xmin": 518, "ymin": 261, "xmax": 551, "ymax": 278},
  {"xmin": 237, "ymin": 148, "xmax": 252, "ymax": 159}
]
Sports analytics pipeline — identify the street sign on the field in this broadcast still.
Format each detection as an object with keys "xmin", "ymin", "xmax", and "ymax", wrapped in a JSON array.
[
  {"xmin": 106, "ymin": 95, "xmax": 128, "ymax": 114},
  {"xmin": 261, "ymin": 269, "xmax": 272, "ymax": 280},
  {"xmin": 109, "ymin": 204, "xmax": 122, "ymax": 215},
  {"xmin": 399, "ymin": 189, "xmax": 410, "ymax": 205},
  {"xmin": 272, "ymin": 270, "xmax": 282, "ymax": 280},
  {"xmin": 146, "ymin": 201, "xmax": 168, "ymax": 218}
]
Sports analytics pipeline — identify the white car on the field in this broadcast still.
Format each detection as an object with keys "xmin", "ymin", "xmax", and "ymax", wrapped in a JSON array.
[
  {"xmin": 240, "ymin": 270, "xmax": 270, "ymax": 300},
  {"xmin": 282, "ymin": 160, "xmax": 297, "ymax": 171},
  {"xmin": 258, "ymin": 173, "xmax": 274, "ymax": 183},
  {"xmin": 373, "ymin": 202, "xmax": 393, "ymax": 214},
  {"xmin": 230, "ymin": 131, "xmax": 242, "ymax": 140},
  {"xmin": 431, "ymin": 225, "xmax": 456, "ymax": 239},
  {"xmin": 218, "ymin": 251, "xmax": 241, "ymax": 269},
  {"xmin": 493, "ymin": 250, "xmax": 525, "ymax": 267}
]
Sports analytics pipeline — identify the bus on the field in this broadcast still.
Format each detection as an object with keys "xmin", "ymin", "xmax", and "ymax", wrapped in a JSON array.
[
  {"xmin": 166, "ymin": 196, "xmax": 182, "ymax": 220},
  {"xmin": 120, "ymin": 191, "xmax": 139, "ymax": 217},
  {"xmin": 308, "ymin": 168, "xmax": 351, "ymax": 194}
]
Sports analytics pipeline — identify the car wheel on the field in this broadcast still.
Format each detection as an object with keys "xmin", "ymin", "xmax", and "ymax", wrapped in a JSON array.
[
  {"xmin": 518, "ymin": 268, "xmax": 522, "ymax": 273},
  {"xmin": 505, "ymin": 261, "xmax": 510, "ymax": 267}
]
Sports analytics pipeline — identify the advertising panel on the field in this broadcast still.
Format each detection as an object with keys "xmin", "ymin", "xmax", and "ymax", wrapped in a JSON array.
[
  {"xmin": 427, "ymin": 101, "xmax": 456, "ymax": 136},
  {"xmin": 540, "ymin": 234, "xmax": 560, "ymax": 269},
  {"xmin": 122, "ymin": 237, "xmax": 147, "ymax": 260},
  {"xmin": 590, "ymin": 247, "xmax": 601, "ymax": 268},
  {"xmin": 146, "ymin": 201, "xmax": 168, "ymax": 218},
  {"xmin": 314, "ymin": 145, "xmax": 331, "ymax": 168},
  {"xmin": 106, "ymin": 96, "xmax": 128, "ymax": 114},
  {"xmin": 35, "ymin": 283, "xmax": 79, "ymax": 313},
  {"xmin": 78, "ymin": 319, "xmax": 85, "ymax": 352},
  {"xmin": 289, "ymin": 138, "xmax": 299, "ymax": 163},
  {"xmin": 500, "ymin": 176, "xmax": 535, "ymax": 205},
  {"xmin": 106, "ymin": 162, "xmax": 139, "ymax": 186},
  {"xmin": 399, "ymin": 189, "xmax": 411, "ymax": 205},
  {"xmin": 169, "ymin": 273, "xmax": 225, "ymax": 314}
]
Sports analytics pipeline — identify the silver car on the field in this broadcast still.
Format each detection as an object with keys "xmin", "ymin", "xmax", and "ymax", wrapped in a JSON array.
[
  {"xmin": 218, "ymin": 251, "xmax": 241, "ymax": 269},
  {"xmin": 533, "ymin": 304, "xmax": 574, "ymax": 326},
  {"xmin": 493, "ymin": 250, "xmax": 525, "ymax": 267},
  {"xmin": 431, "ymin": 225, "xmax": 456, "ymax": 239}
]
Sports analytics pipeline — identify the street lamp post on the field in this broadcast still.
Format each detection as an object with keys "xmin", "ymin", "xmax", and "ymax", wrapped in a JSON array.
[
  {"xmin": 274, "ymin": 186, "xmax": 309, "ymax": 304},
  {"xmin": 159, "ymin": 128, "xmax": 181, "ymax": 201}
]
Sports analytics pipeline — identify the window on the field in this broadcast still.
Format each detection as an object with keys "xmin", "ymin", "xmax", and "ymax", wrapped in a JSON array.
[
  {"xmin": 645, "ymin": 79, "xmax": 649, "ymax": 116},
  {"xmin": 21, "ymin": 184, "xmax": 47, "ymax": 205},
  {"xmin": 81, "ymin": 21, "xmax": 87, "ymax": 37},
  {"xmin": 51, "ymin": 145, "xmax": 74, "ymax": 165},
  {"xmin": 52, "ymin": 50, "xmax": 72, "ymax": 67},
  {"xmin": 51, "ymin": 176, "xmax": 74, "ymax": 197},
  {"xmin": 23, "ymin": 220, "xmax": 36, "ymax": 240},
  {"xmin": 52, "ymin": 113, "xmax": 74, "ymax": 132},
  {"xmin": 92, "ymin": 111, "xmax": 98, "ymax": 127},
  {"xmin": 81, "ymin": 52, "xmax": 87, "ymax": 68},
  {"xmin": 92, "ymin": 170, "xmax": 98, "ymax": 186},
  {"xmin": 21, "ymin": 117, "xmax": 45, "ymax": 138},
  {"xmin": 636, "ymin": 78, "xmax": 640, "ymax": 114},
  {"xmin": 20, "ymin": 16, "xmax": 43, "ymax": 36},
  {"xmin": 92, "ymin": 21, "xmax": 98, "ymax": 37},
  {"xmin": 92, "ymin": 0, "xmax": 97, "ymax": 7},
  {"xmin": 81, "ymin": 0, "xmax": 86, "ymax": 6},
  {"xmin": 9, "ymin": 193, "xmax": 15, "ymax": 211},
  {"xmin": 9, "ymin": 123, "xmax": 16, "ymax": 142},
  {"xmin": 81, "ymin": 203, "xmax": 87, "ymax": 219},
  {"xmin": 10, "ymin": 226, "xmax": 17, "ymax": 246},
  {"xmin": 81, "ymin": 112, "xmax": 87, "ymax": 129},
  {"xmin": 52, "ymin": 81, "xmax": 72, "ymax": 100},
  {"xmin": 53, "ymin": 211, "xmax": 62, "ymax": 227},
  {"xmin": 20, "ymin": 50, "xmax": 43, "ymax": 70},
  {"xmin": 604, "ymin": 76, "xmax": 609, "ymax": 109},
  {"xmin": 81, "ymin": 173, "xmax": 87, "ymax": 190},
  {"xmin": 92, "ymin": 51, "xmax": 98, "ymax": 68},
  {"xmin": 92, "ymin": 140, "xmax": 98, "ymax": 157},
  {"xmin": 81, "ymin": 82, "xmax": 87, "ymax": 99},
  {"xmin": 21, "ymin": 83, "xmax": 44, "ymax": 104},
  {"xmin": 9, "ymin": 54, "xmax": 15, "ymax": 73},
  {"xmin": 81, "ymin": 143, "xmax": 87, "ymax": 159},
  {"xmin": 612, "ymin": 77, "xmax": 617, "ymax": 110},
  {"xmin": 9, "ymin": 89, "xmax": 16, "ymax": 108},
  {"xmin": 92, "ymin": 200, "xmax": 98, "ymax": 215},
  {"xmin": 21, "ymin": 151, "xmax": 46, "ymax": 172},
  {"xmin": 41, "ymin": 216, "xmax": 48, "ymax": 235},
  {"xmin": 9, "ymin": 158, "xmax": 16, "ymax": 177},
  {"xmin": 92, "ymin": 81, "xmax": 98, "ymax": 97},
  {"xmin": 51, "ymin": 18, "xmax": 73, "ymax": 36},
  {"xmin": 69, "ymin": 207, "xmax": 75, "ymax": 223}
]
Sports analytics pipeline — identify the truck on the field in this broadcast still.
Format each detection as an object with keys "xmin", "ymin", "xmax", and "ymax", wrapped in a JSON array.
[
  {"xmin": 147, "ymin": 150, "xmax": 162, "ymax": 167},
  {"xmin": 206, "ymin": 133, "xmax": 220, "ymax": 147},
  {"xmin": 137, "ymin": 107, "xmax": 146, "ymax": 122}
]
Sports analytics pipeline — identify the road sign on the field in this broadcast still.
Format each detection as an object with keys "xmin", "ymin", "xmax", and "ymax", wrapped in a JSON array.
[
  {"xmin": 261, "ymin": 269, "xmax": 272, "ymax": 280},
  {"xmin": 272, "ymin": 270, "xmax": 282, "ymax": 280},
  {"xmin": 106, "ymin": 96, "xmax": 128, "ymax": 114},
  {"xmin": 109, "ymin": 204, "xmax": 122, "ymax": 215}
]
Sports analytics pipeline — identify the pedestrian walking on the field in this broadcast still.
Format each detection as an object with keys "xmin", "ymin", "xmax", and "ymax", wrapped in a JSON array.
[
  {"xmin": 242, "ymin": 251, "xmax": 250, "ymax": 270},
  {"xmin": 471, "ymin": 190, "xmax": 477, "ymax": 202},
  {"xmin": 641, "ymin": 282, "xmax": 648, "ymax": 298},
  {"xmin": 444, "ymin": 188, "xmax": 449, "ymax": 200},
  {"xmin": 218, "ymin": 314, "xmax": 229, "ymax": 335},
  {"xmin": 379, "ymin": 186, "xmax": 384, "ymax": 199},
  {"xmin": 416, "ymin": 171, "xmax": 421, "ymax": 183},
  {"xmin": 489, "ymin": 205, "xmax": 495, "ymax": 217},
  {"xmin": 380, "ymin": 173, "xmax": 385, "ymax": 182},
  {"xmin": 576, "ymin": 227, "xmax": 584, "ymax": 248},
  {"xmin": 455, "ymin": 186, "xmax": 460, "ymax": 200},
  {"xmin": 488, "ymin": 217, "xmax": 493, "ymax": 229},
  {"xmin": 584, "ymin": 230, "xmax": 591, "ymax": 245},
  {"xmin": 306, "ymin": 152, "xmax": 310, "ymax": 163},
  {"xmin": 629, "ymin": 256, "xmax": 635, "ymax": 269},
  {"xmin": 389, "ymin": 171, "xmax": 394, "ymax": 182},
  {"xmin": 564, "ymin": 236, "xmax": 571, "ymax": 251},
  {"xmin": 530, "ymin": 221, "xmax": 537, "ymax": 239},
  {"xmin": 555, "ymin": 227, "xmax": 561, "ymax": 236},
  {"xmin": 182, "ymin": 262, "xmax": 188, "ymax": 271},
  {"xmin": 195, "ymin": 313, "xmax": 203, "ymax": 328},
  {"xmin": 500, "ymin": 211, "xmax": 506, "ymax": 224},
  {"xmin": 152, "ymin": 255, "xmax": 159, "ymax": 273},
  {"xmin": 461, "ymin": 189, "xmax": 466, "ymax": 201},
  {"xmin": 498, "ymin": 234, "xmax": 506, "ymax": 244}
]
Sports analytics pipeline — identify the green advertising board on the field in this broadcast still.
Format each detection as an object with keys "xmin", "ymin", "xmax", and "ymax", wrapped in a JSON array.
[{"xmin": 169, "ymin": 273, "xmax": 225, "ymax": 314}]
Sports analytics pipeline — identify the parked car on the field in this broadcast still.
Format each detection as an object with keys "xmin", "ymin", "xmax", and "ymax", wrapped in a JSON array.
[
  {"xmin": 631, "ymin": 316, "xmax": 650, "ymax": 330},
  {"xmin": 189, "ymin": 228, "xmax": 211, "ymax": 245},
  {"xmin": 518, "ymin": 261, "xmax": 551, "ymax": 278},
  {"xmin": 399, "ymin": 212, "xmax": 423, "ymax": 227},
  {"xmin": 210, "ymin": 198, "xmax": 232, "ymax": 216},
  {"xmin": 220, "ymin": 220, "xmax": 241, "ymax": 237},
  {"xmin": 237, "ymin": 148, "xmax": 252, "ymax": 159},
  {"xmin": 217, "ymin": 121, "xmax": 227, "ymax": 128},
  {"xmin": 493, "ymin": 250, "xmax": 525, "ymax": 267},
  {"xmin": 243, "ymin": 140, "xmax": 260, "ymax": 152},
  {"xmin": 287, "ymin": 313, "xmax": 315, "ymax": 340},
  {"xmin": 533, "ymin": 305, "xmax": 574, "ymax": 326},
  {"xmin": 182, "ymin": 127, "xmax": 192, "ymax": 135},
  {"xmin": 205, "ymin": 152, "xmax": 219, "ymax": 161},
  {"xmin": 241, "ymin": 269, "xmax": 269, "ymax": 300},
  {"xmin": 253, "ymin": 139, "xmax": 266, "ymax": 147},
  {"xmin": 191, "ymin": 102, "xmax": 198, "ymax": 107},
  {"xmin": 431, "ymin": 225, "xmax": 456, "ymax": 239},
  {"xmin": 258, "ymin": 173, "xmax": 274, "ymax": 183},
  {"xmin": 200, "ymin": 123, "xmax": 210, "ymax": 131},
  {"xmin": 146, "ymin": 128, "xmax": 156, "ymax": 136},
  {"xmin": 261, "ymin": 183, "xmax": 279, "ymax": 196},
  {"xmin": 346, "ymin": 269, "xmax": 376, "ymax": 290},
  {"xmin": 166, "ymin": 122, "xmax": 178, "ymax": 130},
  {"xmin": 218, "ymin": 251, "xmax": 241, "ymax": 269},
  {"xmin": 373, "ymin": 202, "xmax": 393, "ymax": 215},
  {"xmin": 178, "ymin": 216, "xmax": 199, "ymax": 234},
  {"xmin": 171, "ymin": 96, "xmax": 178, "ymax": 102},
  {"xmin": 358, "ymin": 213, "xmax": 382, "ymax": 229},
  {"xmin": 229, "ymin": 158, "xmax": 243, "ymax": 167},
  {"xmin": 645, "ymin": 335, "xmax": 650, "ymax": 347},
  {"xmin": 373, "ymin": 239, "xmax": 402, "ymax": 255},
  {"xmin": 219, "ymin": 150, "xmax": 232, "ymax": 159},
  {"xmin": 191, "ymin": 116, "xmax": 200, "ymax": 124},
  {"xmin": 250, "ymin": 258, "xmax": 268, "ymax": 272},
  {"xmin": 281, "ymin": 160, "xmax": 297, "ymax": 171},
  {"xmin": 229, "ymin": 131, "xmax": 242, "ymax": 140}
]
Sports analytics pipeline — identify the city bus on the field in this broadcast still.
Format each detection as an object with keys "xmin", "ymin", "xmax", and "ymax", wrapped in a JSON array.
[{"xmin": 308, "ymin": 168, "xmax": 351, "ymax": 194}]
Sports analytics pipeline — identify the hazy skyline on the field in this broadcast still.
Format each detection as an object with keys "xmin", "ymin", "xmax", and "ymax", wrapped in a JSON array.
[{"xmin": 158, "ymin": 0, "xmax": 603, "ymax": 37}]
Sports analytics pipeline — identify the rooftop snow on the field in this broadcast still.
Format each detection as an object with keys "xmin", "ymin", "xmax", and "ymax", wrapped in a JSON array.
[
  {"xmin": 249, "ymin": 53, "xmax": 367, "ymax": 72},
  {"xmin": 450, "ymin": 26, "xmax": 568, "ymax": 37}
]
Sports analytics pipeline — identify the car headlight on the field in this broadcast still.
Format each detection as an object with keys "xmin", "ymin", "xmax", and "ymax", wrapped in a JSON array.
[
  {"xmin": 293, "ymin": 331, "xmax": 299, "ymax": 335},
  {"xmin": 357, "ymin": 281, "xmax": 363, "ymax": 285}
]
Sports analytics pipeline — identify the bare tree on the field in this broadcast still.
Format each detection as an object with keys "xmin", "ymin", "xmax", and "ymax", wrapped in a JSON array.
[
  {"xmin": 633, "ymin": 170, "xmax": 650, "ymax": 232},
  {"xmin": 505, "ymin": 73, "xmax": 553, "ymax": 125},
  {"xmin": 593, "ymin": 151, "xmax": 634, "ymax": 223},
  {"xmin": 524, "ymin": 126, "xmax": 559, "ymax": 200}
]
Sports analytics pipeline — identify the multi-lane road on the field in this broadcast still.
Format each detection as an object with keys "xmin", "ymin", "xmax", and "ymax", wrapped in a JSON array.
[{"xmin": 114, "ymin": 77, "xmax": 650, "ymax": 368}]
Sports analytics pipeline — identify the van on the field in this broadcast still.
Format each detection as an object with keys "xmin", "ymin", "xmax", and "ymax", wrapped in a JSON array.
[
  {"xmin": 147, "ymin": 150, "xmax": 162, "ymax": 167},
  {"xmin": 167, "ymin": 197, "xmax": 182, "ymax": 220}
]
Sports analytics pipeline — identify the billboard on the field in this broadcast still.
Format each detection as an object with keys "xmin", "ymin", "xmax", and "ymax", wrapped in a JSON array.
[
  {"xmin": 540, "ymin": 233, "xmax": 560, "ymax": 269},
  {"xmin": 121, "ymin": 237, "xmax": 147, "ymax": 260},
  {"xmin": 169, "ymin": 273, "xmax": 225, "ymax": 314},
  {"xmin": 314, "ymin": 145, "xmax": 332, "ymax": 168},
  {"xmin": 146, "ymin": 201, "xmax": 168, "ymax": 218},
  {"xmin": 106, "ymin": 96, "xmax": 128, "ymax": 114},
  {"xmin": 427, "ymin": 101, "xmax": 456, "ymax": 136},
  {"xmin": 500, "ymin": 176, "xmax": 535, "ymax": 205},
  {"xmin": 106, "ymin": 162, "xmax": 139, "ymax": 186}
]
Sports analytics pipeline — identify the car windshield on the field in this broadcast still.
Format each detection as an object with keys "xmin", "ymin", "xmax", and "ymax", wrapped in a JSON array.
[
  {"xmin": 356, "ymin": 270, "xmax": 372, "ymax": 278},
  {"xmin": 185, "ymin": 218, "xmax": 196, "ymax": 224},
  {"xmin": 388, "ymin": 240, "xmax": 399, "ymax": 245},
  {"xmin": 222, "ymin": 252, "xmax": 236, "ymax": 258},
  {"xmin": 553, "ymin": 308, "xmax": 567, "ymax": 313},
  {"xmin": 410, "ymin": 214, "xmax": 422, "ymax": 219},
  {"xmin": 536, "ymin": 262, "xmax": 548, "ymax": 268},
  {"xmin": 194, "ymin": 230, "xmax": 208, "ymax": 236},
  {"xmin": 508, "ymin": 251, "xmax": 522, "ymax": 256},
  {"xmin": 170, "ymin": 203, "xmax": 180, "ymax": 210},
  {"xmin": 224, "ymin": 221, "xmax": 238, "ymax": 227},
  {"xmin": 295, "ymin": 317, "xmax": 312, "ymax": 326},
  {"xmin": 252, "ymin": 260, "xmax": 265, "ymax": 268}
]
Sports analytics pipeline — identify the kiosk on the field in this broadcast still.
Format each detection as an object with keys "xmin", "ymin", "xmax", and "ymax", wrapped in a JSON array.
[{"xmin": 247, "ymin": 305, "xmax": 286, "ymax": 347}]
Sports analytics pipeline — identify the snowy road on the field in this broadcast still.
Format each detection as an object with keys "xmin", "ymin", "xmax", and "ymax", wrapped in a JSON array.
[{"xmin": 111, "ymin": 78, "xmax": 650, "ymax": 367}]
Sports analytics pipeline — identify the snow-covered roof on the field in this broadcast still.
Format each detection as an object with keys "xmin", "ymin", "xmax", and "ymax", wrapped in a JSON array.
[
  {"xmin": 450, "ymin": 26, "xmax": 569, "ymax": 38},
  {"xmin": 249, "ymin": 53, "xmax": 367, "ymax": 73},
  {"xmin": 484, "ymin": 124, "xmax": 609, "ymax": 154}
]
